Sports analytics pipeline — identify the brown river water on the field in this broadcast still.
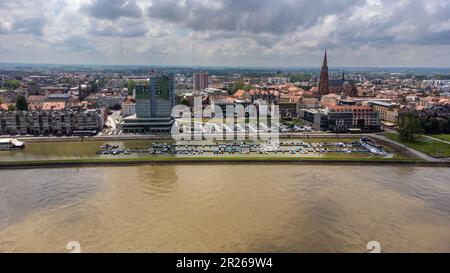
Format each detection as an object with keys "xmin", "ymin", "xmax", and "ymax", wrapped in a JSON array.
[{"xmin": 0, "ymin": 165, "xmax": 449, "ymax": 253}]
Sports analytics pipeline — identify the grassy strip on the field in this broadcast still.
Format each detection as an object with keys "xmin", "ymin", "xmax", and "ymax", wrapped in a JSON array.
[
  {"xmin": 426, "ymin": 134, "xmax": 450, "ymax": 142},
  {"xmin": 384, "ymin": 133, "xmax": 450, "ymax": 158}
]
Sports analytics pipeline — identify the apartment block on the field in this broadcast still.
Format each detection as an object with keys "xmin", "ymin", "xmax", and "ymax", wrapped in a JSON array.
[{"xmin": 0, "ymin": 109, "xmax": 104, "ymax": 136}]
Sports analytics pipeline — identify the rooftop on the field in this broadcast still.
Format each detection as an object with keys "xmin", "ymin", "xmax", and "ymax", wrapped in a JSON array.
[
  {"xmin": 368, "ymin": 101, "xmax": 398, "ymax": 107},
  {"xmin": 327, "ymin": 105, "xmax": 371, "ymax": 110}
]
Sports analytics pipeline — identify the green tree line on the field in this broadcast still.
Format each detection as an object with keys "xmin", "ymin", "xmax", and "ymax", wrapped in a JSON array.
[{"xmin": 397, "ymin": 112, "xmax": 450, "ymax": 141}]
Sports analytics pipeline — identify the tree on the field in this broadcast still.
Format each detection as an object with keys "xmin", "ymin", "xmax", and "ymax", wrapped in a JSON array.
[
  {"xmin": 230, "ymin": 80, "xmax": 244, "ymax": 95},
  {"xmin": 299, "ymin": 85, "xmax": 312, "ymax": 91},
  {"xmin": 5, "ymin": 79, "xmax": 21, "ymax": 90},
  {"xmin": 128, "ymin": 80, "xmax": 136, "ymax": 96},
  {"xmin": 8, "ymin": 104, "xmax": 16, "ymax": 111},
  {"xmin": 0, "ymin": 97, "xmax": 3, "ymax": 105},
  {"xmin": 15, "ymin": 95, "xmax": 28, "ymax": 111},
  {"xmin": 180, "ymin": 97, "xmax": 190, "ymax": 107},
  {"xmin": 110, "ymin": 104, "xmax": 122, "ymax": 111},
  {"xmin": 442, "ymin": 119, "xmax": 450, "ymax": 134},
  {"xmin": 290, "ymin": 73, "xmax": 313, "ymax": 83},
  {"xmin": 397, "ymin": 113, "xmax": 423, "ymax": 141},
  {"xmin": 422, "ymin": 117, "xmax": 441, "ymax": 134}
]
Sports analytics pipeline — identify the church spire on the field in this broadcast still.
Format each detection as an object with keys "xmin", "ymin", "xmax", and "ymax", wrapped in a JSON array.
[{"xmin": 318, "ymin": 49, "xmax": 329, "ymax": 99}]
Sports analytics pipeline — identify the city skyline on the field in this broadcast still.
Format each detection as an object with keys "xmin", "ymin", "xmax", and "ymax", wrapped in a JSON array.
[{"xmin": 0, "ymin": 0, "xmax": 449, "ymax": 67}]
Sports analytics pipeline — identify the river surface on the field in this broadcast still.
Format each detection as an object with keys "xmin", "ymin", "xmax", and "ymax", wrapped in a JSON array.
[{"xmin": 0, "ymin": 165, "xmax": 449, "ymax": 253}]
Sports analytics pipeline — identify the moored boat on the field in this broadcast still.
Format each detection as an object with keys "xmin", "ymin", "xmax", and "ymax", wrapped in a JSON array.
[
  {"xmin": 0, "ymin": 138, "xmax": 25, "ymax": 151},
  {"xmin": 360, "ymin": 137, "xmax": 387, "ymax": 156}
]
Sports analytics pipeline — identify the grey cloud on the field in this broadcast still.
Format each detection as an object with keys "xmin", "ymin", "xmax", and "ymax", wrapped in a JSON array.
[
  {"xmin": 0, "ymin": 17, "xmax": 46, "ymax": 36},
  {"xmin": 253, "ymin": 0, "xmax": 450, "ymax": 54},
  {"xmin": 89, "ymin": 20, "xmax": 148, "ymax": 37},
  {"xmin": 148, "ymin": 0, "xmax": 360, "ymax": 35},
  {"xmin": 190, "ymin": 30, "xmax": 279, "ymax": 48},
  {"xmin": 332, "ymin": 0, "xmax": 450, "ymax": 48},
  {"xmin": 0, "ymin": 24, "xmax": 9, "ymax": 34},
  {"xmin": 83, "ymin": 0, "xmax": 143, "ymax": 20},
  {"xmin": 147, "ymin": 0, "xmax": 450, "ymax": 49},
  {"xmin": 13, "ymin": 18, "xmax": 46, "ymax": 35},
  {"xmin": 53, "ymin": 35, "xmax": 97, "ymax": 53}
]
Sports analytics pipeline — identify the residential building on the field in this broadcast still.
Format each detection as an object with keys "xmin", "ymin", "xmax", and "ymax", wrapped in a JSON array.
[
  {"xmin": 268, "ymin": 77, "xmax": 290, "ymax": 85},
  {"xmin": 97, "ymin": 94, "xmax": 124, "ymax": 109},
  {"xmin": 368, "ymin": 101, "xmax": 399, "ymax": 126},
  {"xmin": 28, "ymin": 95, "xmax": 45, "ymax": 110},
  {"xmin": 324, "ymin": 106, "xmax": 380, "ymax": 132},
  {"xmin": 42, "ymin": 101, "xmax": 66, "ymax": 111},
  {"xmin": 45, "ymin": 93, "xmax": 70, "ymax": 102},
  {"xmin": 0, "ymin": 109, "xmax": 104, "ymax": 136},
  {"xmin": 122, "ymin": 98, "xmax": 136, "ymax": 117},
  {"xmin": 298, "ymin": 109, "xmax": 329, "ymax": 131},
  {"xmin": 297, "ymin": 97, "xmax": 319, "ymax": 110},
  {"xmin": 278, "ymin": 97, "xmax": 299, "ymax": 118},
  {"xmin": 193, "ymin": 72, "xmax": 209, "ymax": 90}
]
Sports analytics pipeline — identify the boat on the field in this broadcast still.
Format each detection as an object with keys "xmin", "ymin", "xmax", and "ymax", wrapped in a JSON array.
[
  {"xmin": 360, "ymin": 137, "xmax": 387, "ymax": 156},
  {"xmin": 0, "ymin": 138, "xmax": 25, "ymax": 151}
]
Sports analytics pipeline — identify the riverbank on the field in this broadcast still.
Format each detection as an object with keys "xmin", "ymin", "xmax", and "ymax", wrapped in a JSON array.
[
  {"xmin": 0, "ymin": 156, "xmax": 449, "ymax": 169},
  {"xmin": 0, "ymin": 133, "xmax": 427, "ymax": 168}
]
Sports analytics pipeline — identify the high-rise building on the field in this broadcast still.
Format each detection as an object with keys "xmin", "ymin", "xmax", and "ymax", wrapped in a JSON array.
[
  {"xmin": 318, "ymin": 50, "xmax": 329, "ymax": 99},
  {"xmin": 120, "ymin": 70, "xmax": 175, "ymax": 134},
  {"xmin": 193, "ymin": 72, "xmax": 209, "ymax": 90},
  {"xmin": 135, "ymin": 84, "xmax": 151, "ymax": 118},
  {"xmin": 134, "ymin": 73, "xmax": 175, "ymax": 118}
]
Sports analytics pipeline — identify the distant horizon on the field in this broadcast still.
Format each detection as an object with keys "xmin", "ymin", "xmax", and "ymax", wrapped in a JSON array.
[{"xmin": 1, "ymin": 61, "xmax": 450, "ymax": 71}]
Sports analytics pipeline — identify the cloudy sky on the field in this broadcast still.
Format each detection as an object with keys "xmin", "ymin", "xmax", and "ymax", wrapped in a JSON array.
[{"xmin": 0, "ymin": 0, "xmax": 449, "ymax": 67}]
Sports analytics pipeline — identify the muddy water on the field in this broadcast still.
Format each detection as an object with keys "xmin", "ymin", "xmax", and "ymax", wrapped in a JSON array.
[{"xmin": 0, "ymin": 165, "xmax": 449, "ymax": 252}]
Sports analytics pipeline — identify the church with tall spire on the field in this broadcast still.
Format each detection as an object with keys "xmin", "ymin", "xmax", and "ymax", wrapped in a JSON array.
[
  {"xmin": 316, "ymin": 50, "xmax": 357, "ymax": 99},
  {"xmin": 318, "ymin": 50, "xmax": 329, "ymax": 98}
]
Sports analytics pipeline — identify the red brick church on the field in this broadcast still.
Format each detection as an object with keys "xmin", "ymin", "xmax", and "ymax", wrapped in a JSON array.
[{"xmin": 318, "ymin": 50, "xmax": 357, "ymax": 99}]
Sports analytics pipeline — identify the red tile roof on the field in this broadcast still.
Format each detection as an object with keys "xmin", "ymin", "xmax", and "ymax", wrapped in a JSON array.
[
  {"xmin": 233, "ymin": 89, "xmax": 246, "ymax": 98},
  {"xmin": 0, "ymin": 103, "xmax": 12, "ymax": 111}
]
